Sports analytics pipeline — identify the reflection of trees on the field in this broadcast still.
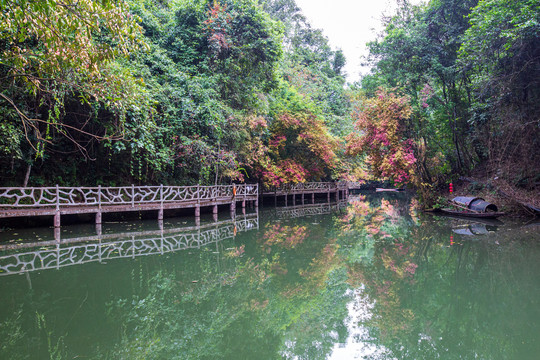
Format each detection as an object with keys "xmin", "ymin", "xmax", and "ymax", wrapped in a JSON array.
[
  {"xmin": 101, "ymin": 215, "xmax": 353, "ymax": 359},
  {"xmin": 2, "ymin": 192, "xmax": 538, "ymax": 359},
  {"xmin": 341, "ymin": 198, "xmax": 540, "ymax": 360}
]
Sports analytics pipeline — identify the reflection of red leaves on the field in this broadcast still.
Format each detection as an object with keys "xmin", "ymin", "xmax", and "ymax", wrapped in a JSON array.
[
  {"xmin": 261, "ymin": 224, "xmax": 307, "ymax": 251},
  {"xmin": 249, "ymin": 299, "xmax": 269, "ymax": 311},
  {"xmin": 271, "ymin": 263, "xmax": 288, "ymax": 275},
  {"xmin": 282, "ymin": 286, "xmax": 302, "ymax": 298},
  {"xmin": 225, "ymin": 244, "xmax": 245, "ymax": 258}
]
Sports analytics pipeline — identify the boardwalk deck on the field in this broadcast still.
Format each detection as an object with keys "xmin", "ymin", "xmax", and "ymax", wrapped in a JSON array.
[{"xmin": 0, "ymin": 184, "xmax": 258, "ymax": 227}]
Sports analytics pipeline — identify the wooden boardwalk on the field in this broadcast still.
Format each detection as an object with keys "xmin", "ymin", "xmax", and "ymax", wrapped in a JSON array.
[
  {"xmin": 261, "ymin": 182, "xmax": 349, "ymax": 206},
  {"xmin": 0, "ymin": 184, "xmax": 258, "ymax": 227}
]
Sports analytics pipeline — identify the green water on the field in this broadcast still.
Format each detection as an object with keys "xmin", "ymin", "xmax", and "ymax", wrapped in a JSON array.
[{"xmin": 1, "ymin": 192, "xmax": 539, "ymax": 360}]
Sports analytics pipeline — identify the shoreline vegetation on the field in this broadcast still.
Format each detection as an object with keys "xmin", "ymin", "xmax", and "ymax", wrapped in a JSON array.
[{"xmin": 0, "ymin": 1, "xmax": 538, "ymax": 216}]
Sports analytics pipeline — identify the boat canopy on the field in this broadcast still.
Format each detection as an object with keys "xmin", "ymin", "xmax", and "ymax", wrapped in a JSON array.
[{"xmin": 452, "ymin": 196, "xmax": 498, "ymax": 213}]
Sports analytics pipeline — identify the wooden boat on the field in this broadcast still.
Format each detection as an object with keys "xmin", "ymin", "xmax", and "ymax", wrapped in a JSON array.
[
  {"xmin": 433, "ymin": 197, "xmax": 505, "ymax": 218},
  {"xmin": 439, "ymin": 208, "xmax": 505, "ymax": 218}
]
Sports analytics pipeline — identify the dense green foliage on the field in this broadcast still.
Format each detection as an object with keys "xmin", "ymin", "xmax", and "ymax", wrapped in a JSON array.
[
  {"xmin": 1, "ymin": 0, "xmax": 538, "ymax": 196},
  {"xmin": 360, "ymin": 0, "xmax": 540, "ymax": 193},
  {"xmin": 0, "ymin": 0, "xmax": 352, "ymax": 186}
]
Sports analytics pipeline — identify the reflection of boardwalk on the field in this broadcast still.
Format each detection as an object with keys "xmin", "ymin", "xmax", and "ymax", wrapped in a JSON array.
[
  {"xmin": 0, "ymin": 214, "xmax": 258, "ymax": 276},
  {"xmin": 275, "ymin": 201, "xmax": 348, "ymax": 219}
]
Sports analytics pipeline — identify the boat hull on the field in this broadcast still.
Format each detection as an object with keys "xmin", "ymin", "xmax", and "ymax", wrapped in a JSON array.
[{"xmin": 439, "ymin": 208, "xmax": 505, "ymax": 218}]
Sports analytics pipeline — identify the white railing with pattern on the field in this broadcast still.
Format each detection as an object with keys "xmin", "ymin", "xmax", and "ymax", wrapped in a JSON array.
[
  {"xmin": 346, "ymin": 181, "xmax": 364, "ymax": 189},
  {"xmin": 263, "ymin": 182, "xmax": 347, "ymax": 194},
  {"xmin": 0, "ymin": 184, "xmax": 258, "ymax": 208}
]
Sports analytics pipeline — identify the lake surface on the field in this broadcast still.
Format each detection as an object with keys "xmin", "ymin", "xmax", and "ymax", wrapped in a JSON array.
[{"xmin": 1, "ymin": 192, "xmax": 539, "ymax": 359}]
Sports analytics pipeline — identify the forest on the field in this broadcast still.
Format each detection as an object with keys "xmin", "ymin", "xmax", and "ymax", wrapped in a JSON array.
[{"xmin": 1, "ymin": 0, "xmax": 538, "ymax": 204}]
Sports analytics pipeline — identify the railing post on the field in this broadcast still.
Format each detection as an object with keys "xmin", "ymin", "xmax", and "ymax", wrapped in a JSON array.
[
  {"xmin": 98, "ymin": 185, "xmax": 102, "ymax": 210},
  {"xmin": 254, "ymin": 184, "xmax": 259, "ymax": 209},
  {"xmin": 54, "ymin": 184, "xmax": 60, "ymax": 228},
  {"xmin": 158, "ymin": 184, "xmax": 164, "ymax": 221},
  {"xmin": 131, "ymin": 184, "xmax": 135, "ymax": 208},
  {"xmin": 230, "ymin": 184, "xmax": 236, "ymax": 218},
  {"xmin": 97, "ymin": 185, "xmax": 102, "ymax": 225},
  {"xmin": 195, "ymin": 184, "xmax": 200, "ymax": 221},
  {"xmin": 55, "ymin": 184, "xmax": 59, "ymax": 211}
]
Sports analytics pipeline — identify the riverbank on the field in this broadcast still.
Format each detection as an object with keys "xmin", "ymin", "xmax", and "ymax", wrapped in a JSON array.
[{"xmin": 440, "ymin": 175, "xmax": 540, "ymax": 218}]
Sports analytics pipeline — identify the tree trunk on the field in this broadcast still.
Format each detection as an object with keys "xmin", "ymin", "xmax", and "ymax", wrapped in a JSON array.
[{"xmin": 23, "ymin": 163, "xmax": 32, "ymax": 187}]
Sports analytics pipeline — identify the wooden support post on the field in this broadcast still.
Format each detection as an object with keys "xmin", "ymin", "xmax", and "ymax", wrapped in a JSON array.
[
  {"xmin": 274, "ymin": 192, "xmax": 277, "ymax": 207},
  {"xmin": 255, "ymin": 198, "xmax": 258, "ymax": 209},
  {"xmin": 95, "ymin": 223, "xmax": 102, "ymax": 236},
  {"xmin": 131, "ymin": 184, "xmax": 135, "ymax": 208},
  {"xmin": 54, "ymin": 212, "xmax": 61, "ymax": 228},
  {"xmin": 285, "ymin": 194, "xmax": 288, "ymax": 207},
  {"xmin": 302, "ymin": 193, "xmax": 305, "ymax": 205},
  {"xmin": 312, "ymin": 193, "xmax": 315, "ymax": 203},
  {"xmin": 213, "ymin": 212, "xmax": 218, "ymax": 222},
  {"xmin": 230, "ymin": 202, "xmax": 236, "ymax": 219},
  {"xmin": 158, "ymin": 208, "xmax": 164, "ymax": 221},
  {"xmin": 213, "ymin": 203, "xmax": 218, "ymax": 215},
  {"xmin": 327, "ymin": 191, "xmax": 330, "ymax": 203},
  {"xmin": 195, "ymin": 204, "xmax": 200, "ymax": 217},
  {"xmin": 242, "ymin": 198, "xmax": 246, "ymax": 209},
  {"xmin": 96, "ymin": 211, "xmax": 102, "ymax": 225},
  {"xmin": 292, "ymin": 194, "xmax": 295, "ymax": 206}
]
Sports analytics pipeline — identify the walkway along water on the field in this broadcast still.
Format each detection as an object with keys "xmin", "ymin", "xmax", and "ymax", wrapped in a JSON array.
[
  {"xmin": 0, "ymin": 182, "xmax": 363, "ymax": 227},
  {"xmin": 261, "ymin": 181, "xmax": 355, "ymax": 206},
  {"xmin": 0, "ymin": 184, "xmax": 259, "ymax": 227}
]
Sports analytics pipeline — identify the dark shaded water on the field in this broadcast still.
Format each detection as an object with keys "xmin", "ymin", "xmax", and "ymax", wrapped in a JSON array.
[{"xmin": 1, "ymin": 192, "xmax": 539, "ymax": 359}]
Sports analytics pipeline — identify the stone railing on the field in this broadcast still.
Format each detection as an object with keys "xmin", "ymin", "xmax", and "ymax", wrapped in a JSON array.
[
  {"xmin": 0, "ymin": 184, "xmax": 258, "ymax": 208},
  {"xmin": 262, "ymin": 182, "xmax": 345, "ymax": 194}
]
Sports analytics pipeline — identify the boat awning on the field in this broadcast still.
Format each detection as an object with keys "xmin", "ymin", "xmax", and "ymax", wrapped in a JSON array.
[{"xmin": 452, "ymin": 196, "xmax": 498, "ymax": 213}]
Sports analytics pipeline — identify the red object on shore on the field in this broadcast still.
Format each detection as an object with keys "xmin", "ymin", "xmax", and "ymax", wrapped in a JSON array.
[{"xmin": 449, "ymin": 183, "xmax": 453, "ymax": 193}]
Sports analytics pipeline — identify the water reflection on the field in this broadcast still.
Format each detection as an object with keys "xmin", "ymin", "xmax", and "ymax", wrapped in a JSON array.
[
  {"xmin": 273, "ymin": 200, "xmax": 348, "ymax": 220},
  {"xmin": 0, "ymin": 194, "xmax": 539, "ymax": 359},
  {"xmin": 0, "ymin": 214, "xmax": 258, "ymax": 276}
]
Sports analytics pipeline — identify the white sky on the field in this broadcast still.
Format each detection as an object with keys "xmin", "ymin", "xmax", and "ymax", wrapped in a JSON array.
[{"xmin": 294, "ymin": 0, "xmax": 428, "ymax": 83}]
